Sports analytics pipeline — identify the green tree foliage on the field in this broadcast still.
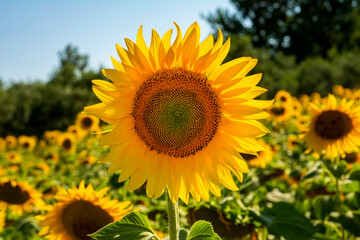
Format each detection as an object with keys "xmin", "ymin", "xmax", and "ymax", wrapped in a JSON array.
[
  {"xmin": 0, "ymin": 45, "xmax": 104, "ymax": 137},
  {"xmin": 206, "ymin": 0, "xmax": 360, "ymax": 61}
]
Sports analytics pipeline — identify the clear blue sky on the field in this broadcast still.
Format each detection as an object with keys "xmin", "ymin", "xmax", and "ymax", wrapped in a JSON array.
[{"xmin": 0, "ymin": 0, "xmax": 234, "ymax": 83}]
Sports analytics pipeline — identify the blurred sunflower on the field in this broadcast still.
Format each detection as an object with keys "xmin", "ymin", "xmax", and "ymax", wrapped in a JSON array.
[
  {"xmin": 5, "ymin": 136, "xmax": 16, "ymax": 149},
  {"xmin": 287, "ymin": 135, "xmax": 300, "ymax": 150},
  {"xmin": 240, "ymin": 140, "xmax": 273, "ymax": 168},
  {"xmin": 83, "ymin": 22, "xmax": 271, "ymax": 203},
  {"xmin": 76, "ymin": 114, "xmax": 100, "ymax": 133},
  {"xmin": 267, "ymin": 102, "xmax": 293, "ymax": 123},
  {"xmin": 44, "ymin": 130, "xmax": 62, "ymax": 145},
  {"xmin": 333, "ymin": 85, "xmax": 344, "ymax": 96},
  {"xmin": 5, "ymin": 151, "xmax": 22, "ymax": 163},
  {"xmin": 37, "ymin": 181, "xmax": 132, "ymax": 240},
  {"xmin": 67, "ymin": 125, "xmax": 85, "ymax": 139},
  {"xmin": 303, "ymin": 94, "xmax": 360, "ymax": 159},
  {"xmin": 58, "ymin": 133, "xmax": 76, "ymax": 154},
  {"xmin": 0, "ymin": 178, "xmax": 43, "ymax": 215},
  {"xmin": 18, "ymin": 135, "xmax": 37, "ymax": 151},
  {"xmin": 43, "ymin": 151, "xmax": 59, "ymax": 163},
  {"xmin": 275, "ymin": 90, "xmax": 292, "ymax": 105},
  {"xmin": 343, "ymin": 152, "xmax": 360, "ymax": 170}
]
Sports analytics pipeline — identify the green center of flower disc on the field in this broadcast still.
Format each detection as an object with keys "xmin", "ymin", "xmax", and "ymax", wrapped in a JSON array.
[{"xmin": 132, "ymin": 68, "xmax": 221, "ymax": 158}]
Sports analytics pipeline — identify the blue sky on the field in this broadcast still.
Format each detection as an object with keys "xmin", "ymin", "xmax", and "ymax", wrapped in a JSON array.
[{"xmin": 0, "ymin": 0, "xmax": 234, "ymax": 83}]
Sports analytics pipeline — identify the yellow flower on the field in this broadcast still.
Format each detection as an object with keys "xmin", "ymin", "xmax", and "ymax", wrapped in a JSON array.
[
  {"xmin": 343, "ymin": 152, "xmax": 360, "ymax": 170},
  {"xmin": 5, "ymin": 135, "xmax": 17, "ymax": 148},
  {"xmin": 0, "ymin": 178, "xmax": 44, "ymax": 216},
  {"xmin": 18, "ymin": 135, "xmax": 37, "ymax": 151},
  {"xmin": 333, "ymin": 85, "xmax": 344, "ymax": 96},
  {"xmin": 303, "ymin": 94, "xmax": 360, "ymax": 159},
  {"xmin": 37, "ymin": 181, "xmax": 132, "ymax": 240},
  {"xmin": 83, "ymin": 22, "xmax": 270, "ymax": 203},
  {"xmin": 240, "ymin": 140, "xmax": 274, "ymax": 168},
  {"xmin": 5, "ymin": 151, "xmax": 22, "ymax": 163},
  {"xmin": 67, "ymin": 125, "xmax": 85, "ymax": 139},
  {"xmin": 275, "ymin": 90, "xmax": 292, "ymax": 105},
  {"xmin": 266, "ymin": 102, "xmax": 293, "ymax": 123},
  {"xmin": 76, "ymin": 113, "xmax": 100, "ymax": 133},
  {"xmin": 44, "ymin": 130, "xmax": 62, "ymax": 145},
  {"xmin": 287, "ymin": 135, "xmax": 300, "ymax": 150},
  {"xmin": 58, "ymin": 133, "xmax": 76, "ymax": 154}
]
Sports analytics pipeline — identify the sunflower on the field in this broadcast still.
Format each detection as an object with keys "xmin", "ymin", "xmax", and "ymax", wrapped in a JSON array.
[
  {"xmin": 18, "ymin": 135, "xmax": 37, "ymax": 151},
  {"xmin": 5, "ymin": 135, "xmax": 16, "ymax": 149},
  {"xmin": 37, "ymin": 181, "xmax": 133, "ymax": 240},
  {"xmin": 83, "ymin": 22, "xmax": 270, "ymax": 203},
  {"xmin": 343, "ymin": 152, "xmax": 360, "ymax": 170},
  {"xmin": 275, "ymin": 90, "xmax": 292, "ymax": 105},
  {"xmin": 287, "ymin": 135, "xmax": 299, "ymax": 150},
  {"xmin": 58, "ymin": 133, "xmax": 76, "ymax": 154},
  {"xmin": 303, "ymin": 94, "xmax": 360, "ymax": 159},
  {"xmin": 43, "ymin": 151, "xmax": 59, "ymax": 163},
  {"xmin": 240, "ymin": 140, "xmax": 273, "ymax": 168},
  {"xmin": 333, "ymin": 85, "xmax": 344, "ymax": 96},
  {"xmin": 266, "ymin": 102, "xmax": 293, "ymax": 123},
  {"xmin": 67, "ymin": 125, "xmax": 85, "ymax": 139},
  {"xmin": 44, "ymin": 130, "xmax": 62, "ymax": 145},
  {"xmin": 76, "ymin": 114, "xmax": 100, "ymax": 133},
  {"xmin": 5, "ymin": 151, "xmax": 22, "ymax": 163},
  {"xmin": 0, "ymin": 178, "xmax": 43, "ymax": 216}
]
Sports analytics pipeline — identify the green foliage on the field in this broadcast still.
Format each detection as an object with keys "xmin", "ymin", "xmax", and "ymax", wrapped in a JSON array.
[
  {"xmin": 0, "ymin": 44, "xmax": 104, "ymax": 137},
  {"xmin": 254, "ymin": 202, "xmax": 316, "ymax": 240},
  {"xmin": 90, "ymin": 212, "xmax": 160, "ymax": 240},
  {"xmin": 206, "ymin": 0, "xmax": 360, "ymax": 61},
  {"xmin": 187, "ymin": 221, "xmax": 220, "ymax": 240}
]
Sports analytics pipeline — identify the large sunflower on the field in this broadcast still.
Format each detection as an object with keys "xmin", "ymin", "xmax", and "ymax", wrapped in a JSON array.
[
  {"xmin": 84, "ymin": 22, "xmax": 271, "ymax": 203},
  {"xmin": 303, "ymin": 94, "xmax": 360, "ymax": 159},
  {"xmin": 37, "ymin": 181, "xmax": 132, "ymax": 240},
  {"xmin": 0, "ymin": 178, "xmax": 43, "ymax": 216}
]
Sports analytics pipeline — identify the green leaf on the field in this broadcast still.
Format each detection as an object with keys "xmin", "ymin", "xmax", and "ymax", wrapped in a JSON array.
[
  {"xmin": 89, "ymin": 211, "xmax": 160, "ymax": 240},
  {"xmin": 187, "ymin": 220, "xmax": 221, "ymax": 240},
  {"xmin": 257, "ymin": 202, "xmax": 316, "ymax": 240},
  {"xmin": 178, "ymin": 228, "xmax": 189, "ymax": 240},
  {"xmin": 349, "ymin": 163, "xmax": 360, "ymax": 181},
  {"xmin": 333, "ymin": 213, "xmax": 360, "ymax": 237},
  {"xmin": 312, "ymin": 196, "xmax": 334, "ymax": 220}
]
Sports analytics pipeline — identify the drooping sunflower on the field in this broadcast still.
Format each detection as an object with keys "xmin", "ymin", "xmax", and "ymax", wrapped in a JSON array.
[
  {"xmin": 83, "ymin": 22, "xmax": 271, "ymax": 203},
  {"xmin": 76, "ymin": 113, "xmax": 100, "ymax": 133},
  {"xmin": 0, "ymin": 178, "xmax": 44, "ymax": 216},
  {"xmin": 303, "ymin": 94, "xmax": 360, "ymax": 159},
  {"xmin": 37, "ymin": 181, "xmax": 133, "ymax": 240}
]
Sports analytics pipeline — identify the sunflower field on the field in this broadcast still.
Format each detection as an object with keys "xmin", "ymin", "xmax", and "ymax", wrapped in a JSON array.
[{"xmin": 2, "ymin": 1, "xmax": 360, "ymax": 239}]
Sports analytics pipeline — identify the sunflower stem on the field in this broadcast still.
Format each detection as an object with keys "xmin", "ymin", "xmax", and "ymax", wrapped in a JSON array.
[{"xmin": 167, "ymin": 191, "xmax": 179, "ymax": 240}]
